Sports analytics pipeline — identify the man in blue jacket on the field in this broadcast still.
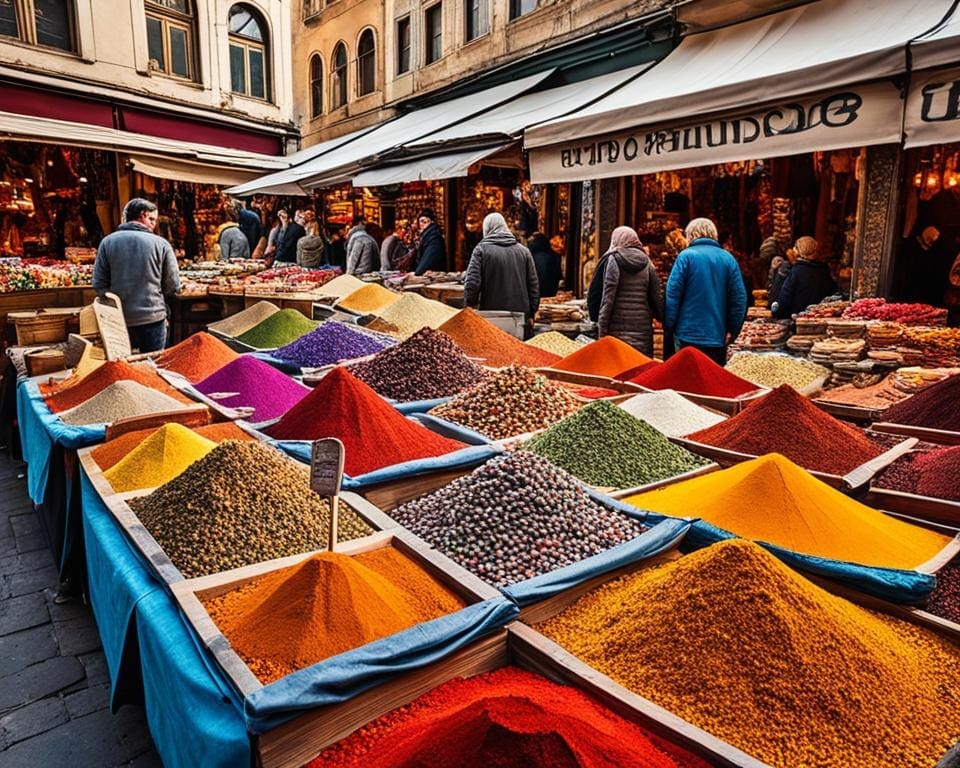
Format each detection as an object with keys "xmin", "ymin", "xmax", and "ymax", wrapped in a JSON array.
[
  {"xmin": 664, "ymin": 217, "xmax": 747, "ymax": 365},
  {"xmin": 92, "ymin": 198, "xmax": 180, "ymax": 353}
]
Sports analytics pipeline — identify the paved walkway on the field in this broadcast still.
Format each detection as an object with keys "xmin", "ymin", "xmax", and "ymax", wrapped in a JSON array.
[{"xmin": 0, "ymin": 455, "xmax": 160, "ymax": 767}]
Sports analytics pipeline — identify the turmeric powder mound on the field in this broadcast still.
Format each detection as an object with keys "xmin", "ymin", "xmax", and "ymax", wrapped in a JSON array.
[
  {"xmin": 91, "ymin": 422, "xmax": 253, "ymax": 472},
  {"xmin": 103, "ymin": 423, "xmax": 216, "ymax": 492},
  {"xmin": 335, "ymin": 283, "xmax": 402, "ymax": 314},
  {"xmin": 536, "ymin": 539, "xmax": 960, "ymax": 768},
  {"xmin": 624, "ymin": 453, "xmax": 951, "ymax": 570},
  {"xmin": 204, "ymin": 547, "xmax": 465, "ymax": 684}
]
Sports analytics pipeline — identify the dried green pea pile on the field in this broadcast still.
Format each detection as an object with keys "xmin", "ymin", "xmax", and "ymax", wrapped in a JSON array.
[
  {"xmin": 525, "ymin": 400, "xmax": 710, "ymax": 489},
  {"xmin": 130, "ymin": 441, "xmax": 374, "ymax": 578},
  {"xmin": 391, "ymin": 450, "xmax": 645, "ymax": 587},
  {"xmin": 429, "ymin": 365, "xmax": 579, "ymax": 440}
]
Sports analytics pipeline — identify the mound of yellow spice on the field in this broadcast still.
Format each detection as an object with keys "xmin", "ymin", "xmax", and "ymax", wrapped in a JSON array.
[
  {"xmin": 102, "ymin": 423, "xmax": 216, "ymax": 493},
  {"xmin": 536, "ymin": 539, "xmax": 960, "ymax": 768},
  {"xmin": 624, "ymin": 453, "xmax": 952, "ymax": 570}
]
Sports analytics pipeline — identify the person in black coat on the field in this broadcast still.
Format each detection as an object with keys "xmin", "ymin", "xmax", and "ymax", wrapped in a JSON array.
[
  {"xmin": 275, "ymin": 209, "xmax": 306, "ymax": 264},
  {"xmin": 414, "ymin": 209, "xmax": 446, "ymax": 275},
  {"xmin": 773, "ymin": 237, "xmax": 837, "ymax": 318},
  {"xmin": 528, "ymin": 232, "xmax": 562, "ymax": 298}
]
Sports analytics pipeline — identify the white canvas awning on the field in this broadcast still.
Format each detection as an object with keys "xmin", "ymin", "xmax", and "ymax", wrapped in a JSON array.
[
  {"xmin": 525, "ymin": 0, "xmax": 954, "ymax": 182},
  {"xmin": 905, "ymin": 64, "xmax": 960, "ymax": 149},
  {"xmin": 352, "ymin": 144, "xmax": 516, "ymax": 187},
  {"xmin": 128, "ymin": 155, "xmax": 261, "ymax": 186},
  {"xmin": 909, "ymin": 6, "xmax": 960, "ymax": 70},
  {"xmin": 0, "ymin": 110, "xmax": 288, "ymax": 171}
]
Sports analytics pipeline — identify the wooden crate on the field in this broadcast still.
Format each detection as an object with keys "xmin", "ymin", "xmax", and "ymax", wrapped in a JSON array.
[
  {"xmin": 170, "ymin": 528, "xmax": 504, "ymax": 768},
  {"xmin": 11, "ymin": 313, "xmax": 69, "ymax": 345},
  {"xmin": 24, "ymin": 349, "xmax": 66, "ymax": 376}
]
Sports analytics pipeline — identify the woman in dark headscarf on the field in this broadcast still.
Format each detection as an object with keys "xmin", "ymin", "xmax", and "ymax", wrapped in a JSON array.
[
  {"xmin": 528, "ymin": 232, "xmax": 561, "ymax": 298},
  {"xmin": 596, "ymin": 226, "xmax": 663, "ymax": 356}
]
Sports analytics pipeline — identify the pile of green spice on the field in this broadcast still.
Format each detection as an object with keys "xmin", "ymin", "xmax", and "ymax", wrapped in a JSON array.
[
  {"xmin": 525, "ymin": 400, "xmax": 710, "ymax": 489},
  {"xmin": 429, "ymin": 365, "xmax": 580, "ymax": 440},
  {"xmin": 129, "ymin": 441, "xmax": 374, "ymax": 578},
  {"xmin": 235, "ymin": 308, "xmax": 318, "ymax": 349}
]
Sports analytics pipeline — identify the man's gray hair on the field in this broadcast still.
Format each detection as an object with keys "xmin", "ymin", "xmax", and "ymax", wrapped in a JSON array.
[
  {"xmin": 122, "ymin": 198, "xmax": 158, "ymax": 223},
  {"xmin": 685, "ymin": 217, "xmax": 718, "ymax": 242}
]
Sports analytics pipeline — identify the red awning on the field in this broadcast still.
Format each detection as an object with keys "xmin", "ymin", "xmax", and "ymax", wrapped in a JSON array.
[
  {"xmin": 121, "ymin": 108, "xmax": 282, "ymax": 155},
  {"xmin": 0, "ymin": 83, "xmax": 113, "ymax": 127}
]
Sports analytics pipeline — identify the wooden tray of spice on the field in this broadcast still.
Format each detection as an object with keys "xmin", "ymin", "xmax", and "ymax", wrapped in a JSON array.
[
  {"xmin": 537, "ymin": 368, "xmax": 646, "ymax": 397},
  {"xmin": 869, "ymin": 422, "xmax": 960, "ymax": 446},
  {"xmin": 76, "ymin": 446, "xmax": 392, "ymax": 590},
  {"xmin": 634, "ymin": 385, "xmax": 768, "ymax": 416},
  {"xmin": 810, "ymin": 399, "xmax": 888, "ymax": 424},
  {"xmin": 171, "ymin": 528, "xmax": 507, "ymax": 768}
]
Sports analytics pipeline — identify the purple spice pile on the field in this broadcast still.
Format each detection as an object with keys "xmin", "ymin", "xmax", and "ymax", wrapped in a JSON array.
[
  {"xmin": 925, "ymin": 556, "xmax": 960, "ymax": 624},
  {"xmin": 874, "ymin": 445, "xmax": 960, "ymax": 501},
  {"xmin": 880, "ymin": 374, "xmax": 960, "ymax": 431},
  {"xmin": 348, "ymin": 327, "xmax": 485, "ymax": 402},
  {"xmin": 195, "ymin": 355, "xmax": 310, "ymax": 422},
  {"xmin": 274, "ymin": 320, "xmax": 395, "ymax": 367}
]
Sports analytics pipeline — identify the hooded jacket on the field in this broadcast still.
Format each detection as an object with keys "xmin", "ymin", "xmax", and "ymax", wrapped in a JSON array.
[
  {"xmin": 529, "ymin": 234, "xmax": 562, "ymax": 298},
  {"xmin": 463, "ymin": 222, "xmax": 540, "ymax": 318},
  {"xmin": 597, "ymin": 246, "xmax": 663, "ymax": 356},
  {"xmin": 774, "ymin": 259, "xmax": 837, "ymax": 318},
  {"xmin": 92, "ymin": 222, "xmax": 180, "ymax": 327},
  {"xmin": 345, "ymin": 225, "xmax": 379, "ymax": 275},
  {"xmin": 414, "ymin": 222, "xmax": 446, "ymax": 275},
  {"xmin": 217, "ymin": 223, "xmax": 251, "ymax": 260}
]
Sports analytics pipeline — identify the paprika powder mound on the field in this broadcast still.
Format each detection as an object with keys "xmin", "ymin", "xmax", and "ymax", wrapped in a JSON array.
[
  {"xmin": 195, "ymin": 355, "xmax": 311, "ymax": 422},
  {"xmin": 152, "ymin": 332, "xmax": 239, "ymax": 383},
  {"xmin": 629, "ymin": 347, "xmax": 757, "ymax": 397},
  {"xmin": 624, "ymin": 453, "xmax": 951, "ymax": 570},
  {"xmin": 91, "ymin": 421, "xmax": 254, "ymax": 472},
  {"xmin": 880, "ymin": 373, "xmax": 960, "ymax": 431},
  {"xmin": 103, "ymin": 422, "xmax": 216, "ymax": 493},
  {"xmin": 686, "ymin": 384, "xmax": 882, "ymax": 474},
  {"xmin": 43, "ymin": 360, "xmax": 195, "ymax": 412},
  {"xmin": 264, "ymin": 367, "xmax": 467, "ymax": 476},
  {"xmin": 439, "ymin": 309, "xmax": 560, "ymax": 368},
  {"xmin": 203, "ymin": 546, "xmax": 465, "ymax": 685},
  {"xmin": 536, "ymin": 539, "xmax": 960, "ymax": 768},
  {"xmin": 308, "ymin": 666, "xmax": 712, "ymax": 768},
  {"xmin": 550, "ymin": 336, "xmax": 653, "ymax": 378}
]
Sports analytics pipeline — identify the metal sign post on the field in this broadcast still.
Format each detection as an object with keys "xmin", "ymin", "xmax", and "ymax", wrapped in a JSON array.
[{"xmin": 310, "ymin": 438, "xmax": 345, "ymax": 551}]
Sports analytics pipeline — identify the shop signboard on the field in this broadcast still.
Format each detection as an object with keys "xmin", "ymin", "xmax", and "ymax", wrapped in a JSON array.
[
  {"xmin": 528, "ymin": 81, "xmax": 903, "ymax": 183},
  {"xmin": 904, "ymin": 66, "xmax": 960, "ymax": 148}
]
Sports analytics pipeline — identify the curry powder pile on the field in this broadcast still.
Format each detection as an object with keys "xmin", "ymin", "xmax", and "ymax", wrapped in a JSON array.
[
  {"xmin": 536, "ymin": 539, "xmax": 960, "ymax": 768},
  {"xmin": 102, "ymin": 423, "xmax": 216, "ymax": 493}
]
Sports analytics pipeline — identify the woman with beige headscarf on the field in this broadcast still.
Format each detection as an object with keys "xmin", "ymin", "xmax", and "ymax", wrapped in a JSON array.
[
  {"xmin": 596, "ymin": 226, "xmax": 663, "ymax": 355},
  {"xmin": 773, "ymin": 236, "xmax": 837, "ymax": 319}
]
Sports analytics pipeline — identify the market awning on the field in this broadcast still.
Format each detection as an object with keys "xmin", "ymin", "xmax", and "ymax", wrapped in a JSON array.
[
  {"xmin": 128, "ymin": 155, "xmax": 262, "ymax": 187},
  {"xmin": 904, "ymin": 8, "xmax": 960, "ymax": 148},
  {"xmin": 525, "ymin": 0, "xmax": 954, "ymax": 183},
  {"xmin": 0, "ymin": 110, "xmax": 288, "ymax": 172},
  {"xmin": 352, "ymin": 144, "xmax": 517, "ymax": 187}
]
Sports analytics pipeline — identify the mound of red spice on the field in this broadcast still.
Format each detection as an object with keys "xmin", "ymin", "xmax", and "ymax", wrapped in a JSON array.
[
  {"xmin": 629, "ymin": 347, "xmax": 757, "ymax": 398},
  {"xmin": 307, "ymin": 666, "xmax": 711, "ymax": 768},
  {"xmin": 264, "ymin": 367, "xmax": 468, "ymax": 476},
  {"xmin": 551, "ymin": 336, "xmax": 653, "ymax": 378},
  {"xmin": 438, "ymin": 309, "xmax": 560, "ymax": 368},
  {"xmin": 879, "ymin": 373, "xmax": 960, "ymax": 431},
  {"xmin": 686, "ymin": 385, "xmax": 882, "ymax": 475},
  {"xmin": 152, "ymin": 332, "xmax": 239, "ymax": 382},
  {"xmin": 43, "ymin": 360, "xmax": 195, "ymax": 413}
]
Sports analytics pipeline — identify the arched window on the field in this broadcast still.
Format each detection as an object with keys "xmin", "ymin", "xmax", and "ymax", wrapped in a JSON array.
[
  {"xmin": 309, "ymin": 54, "xmax": 323, "ymax": 118},
  {"xmin": 331, "ymin": 42, "xmax": 347, "ymax": 110},
  {"xmin": 0, "ymin": 0, "xmax": 76, "ymax": 52},
  {"xmin": 357, "ymin": 29, "xmax": 375, "ymax": 96},
  {"xmin": 228, "ymin": 4, "xmax": 269, "ymax": 100},
  {"xmin": 145, "ymin": 0, "xmax": 196, "ymax": 79}
]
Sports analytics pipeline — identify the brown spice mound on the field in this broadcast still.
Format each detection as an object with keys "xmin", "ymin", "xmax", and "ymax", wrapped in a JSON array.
[{"xmin": 438, "ymin": 309, "xmax": 560, "ymax": 368}]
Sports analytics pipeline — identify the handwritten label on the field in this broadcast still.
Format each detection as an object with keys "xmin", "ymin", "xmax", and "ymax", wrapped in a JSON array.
[{"xmin": 310, "ymin": 438, "xmax": 345, "ymax": 497}]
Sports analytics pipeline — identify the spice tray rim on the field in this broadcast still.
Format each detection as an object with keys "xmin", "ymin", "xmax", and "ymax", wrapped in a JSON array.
[
  {"xmin": 608, "ymin": 462, "xmax": 721, "ymax": 499},
  {"xmin": 76, "ymin": 446, "xmax": 397, "ymax": 591},
  {"xmin": 633, "ymin": 383, "xmax": 769, "ymax": 415},
  {"xmin": 869, "ymin": 422, "xmax": 960, "ymax": 446},
  {"xmin": 204, "ymin": 326, "xmax": 280, "ymax": 355},
  {"xmin": 811, "ymin": 398, "xmax": 888, "ymax": 423},
  {"xmin": 535, "ymin": 367, "xmax": 647, "ymax": 395},
  {"xmin": 864, "ymin": 487, "xmax": 960, "ymax": 529}
]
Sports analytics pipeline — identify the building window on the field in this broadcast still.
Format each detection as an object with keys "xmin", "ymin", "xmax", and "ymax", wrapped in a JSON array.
[
  {"xmin": 395, "ymin": 16, "xmax": 410, "ymax": 75},
  {"xmin": 0, "ymin": 0, "xmax": 76, "ymax": 52},
  {"xmin": 464, "ymin": 0, "xmax": 487, "ymax": 42},
  {"xmin": 331, "ymin": 41, "xmax": 347, "ymax": 109},
  {"xmin": 424, "ymin": 3, "xmax": 442, "ymax": 65},
  {"xmin": 509, "ymin": 0, "xmax": 537, "ymax": 20},
  {"xmin": 309, "ymin": 53, "xmax": 323, "ymax": 118},
  {"xmin": 357, "ymin": 28, "xmax": 375, "ymax": 96},
  {"xmin": 228, "ymin": 4, "xmax": 269, "ymax": 100},
  {"xmin": 144, "ymin": 1, "xmax": 195, "ymax": 79}
]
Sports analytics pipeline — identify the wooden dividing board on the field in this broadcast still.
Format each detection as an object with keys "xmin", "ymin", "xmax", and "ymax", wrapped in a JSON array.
[
  {"xmin": 633, "ymin": 384, "xmax": 768, "ymax": 416},
  {"xmin": 870, "ymin": 422, "xmax": 960, "ymax": 446},
  {"xmin": 536, "ymin": 367, "xmax": 646, "ymax": 395},
  {"xmin": 358, "ymin": 465, "xmax": 474, "ymax": 513},
  {"xmin": 811, "ymin": 399, "xmax": 887, "ymax": 424},
  {"xmin": 610, "ymin": 463, "xmax": 720, "ymax": 500},
  {"xmin": 865, "ymin": 488, "xmax": 960, "ymax": 529}
]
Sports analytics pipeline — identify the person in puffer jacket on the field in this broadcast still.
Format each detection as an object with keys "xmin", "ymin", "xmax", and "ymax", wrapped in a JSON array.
[
  {"xmin": 345, "ymin": 215, "xmax": 380, "ymax": 275},
  {"xmin": 464, "ymin": 212, "xmax": 540, "ymax": 325},
  {"xmin": 597, "ymin": 226, "xmax": 663, "ymax": 356}
]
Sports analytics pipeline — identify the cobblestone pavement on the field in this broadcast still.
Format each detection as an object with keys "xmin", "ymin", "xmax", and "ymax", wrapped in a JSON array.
[{"xmin": 0, "ymin": 455, "xmax": 161, "ymax": 767}]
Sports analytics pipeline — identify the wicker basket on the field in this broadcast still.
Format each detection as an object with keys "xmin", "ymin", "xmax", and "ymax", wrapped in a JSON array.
[{"xmin": 12, "ymin": 315, "xmax": 70, "ymax": 345}]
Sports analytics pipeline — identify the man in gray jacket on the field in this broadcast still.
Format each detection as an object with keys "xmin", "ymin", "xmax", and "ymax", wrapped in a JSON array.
[
  {"xmin": 464, "ymin": 212, "xmax": 540, "ymax": 329},
  {"xmin": 345, "ymin": 215, "xmax": 380, "ymax": 275},
  {"xmin": 92, "ymin": 198, "xmax": 180, "ymax": 352}
]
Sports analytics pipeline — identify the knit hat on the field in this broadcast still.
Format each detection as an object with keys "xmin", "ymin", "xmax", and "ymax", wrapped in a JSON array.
[{"xmin": 418, "ymin": 209, "xmax": 436, "ymax": 222}]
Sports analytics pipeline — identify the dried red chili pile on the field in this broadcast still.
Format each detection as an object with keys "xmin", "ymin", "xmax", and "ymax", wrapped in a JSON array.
[
  {"xmin": 43, "ymin": 360, "xmax": 195, "ymax": 412},
  {"xmin": 629, "ymin": 347, "xmax": 757, "ymax": 397},
  {"xmin": 438, "ymin": 309, "xmax": 560, "ymax": 368},
  {"xmin": 925, "ymin": 556, "xmax": 960, "ymax": 624},
  {"xmin": 348, "ymin": 327, "xmax": 485, "ymax": 401},
  {"xmin": 874, "ymin": 445, "xmax": 960, "ymax": 501},
  {"xmin": 152, "ymin": 332, "xmax": 239, "ymax": 382},
  {"xmin": 880, "ymin": 373, "xmax": 960, "ymax": 431},
  {"xmin": 264, "ymin": 367, "xmax": 468, "ymax": 476},
  {"xmin": 307, "ymin": 666, "xmax": 711, "ymax": 768},
  {"xmin": 686, "ymin": 385, "xmax": 883, "ymax": 475}
]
